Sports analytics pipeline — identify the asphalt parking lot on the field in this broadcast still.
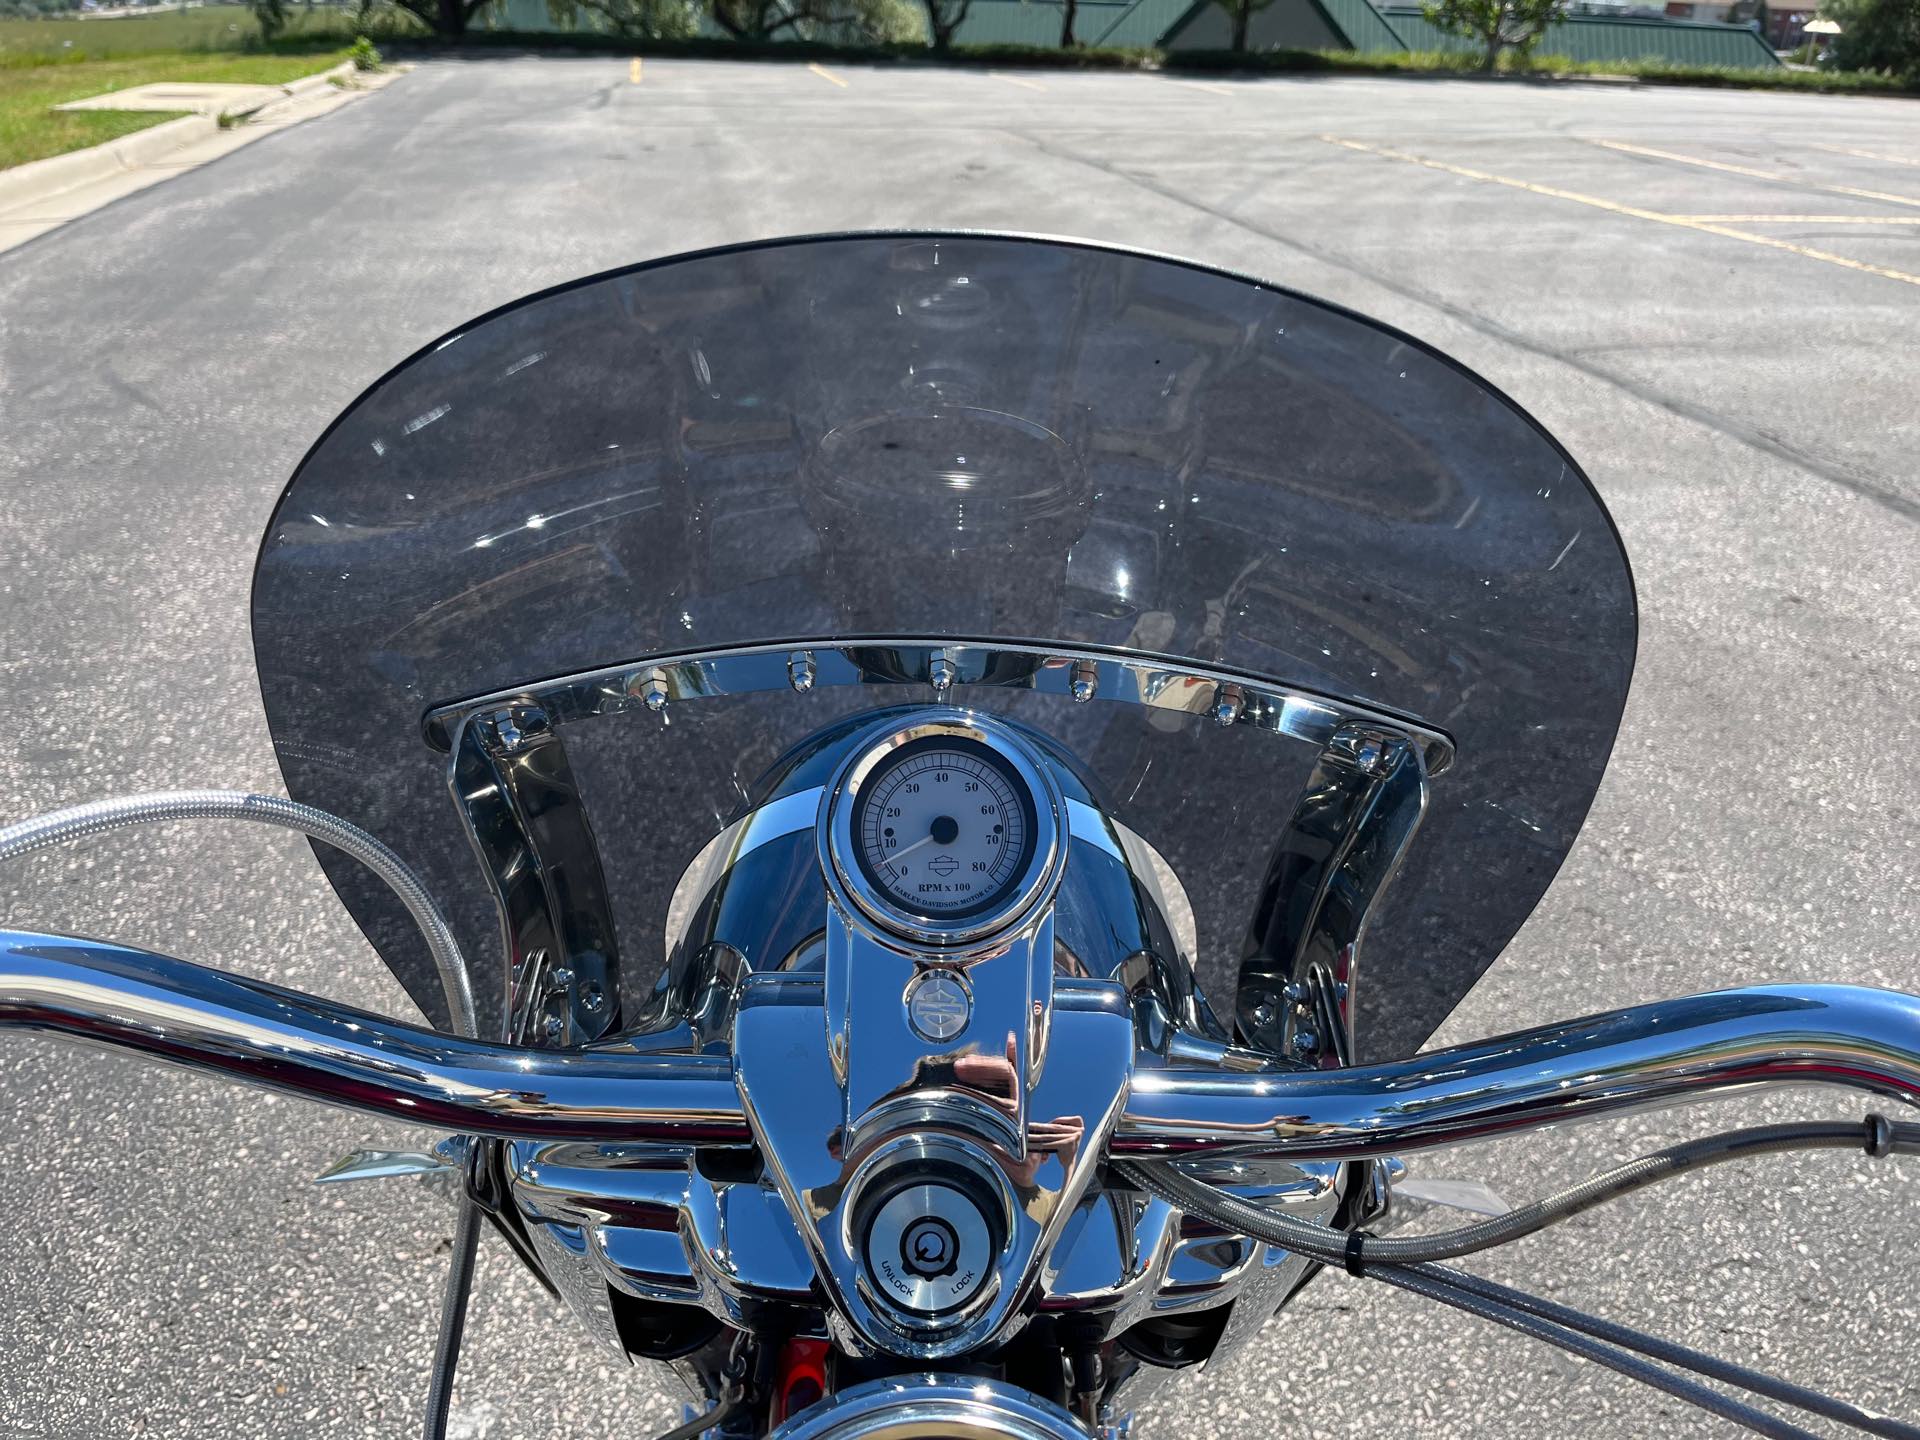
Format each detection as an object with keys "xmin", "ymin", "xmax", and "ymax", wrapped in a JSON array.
[{"xmin": 1, "ymin": 54, "xmax": 1916, "ymax": 1439}]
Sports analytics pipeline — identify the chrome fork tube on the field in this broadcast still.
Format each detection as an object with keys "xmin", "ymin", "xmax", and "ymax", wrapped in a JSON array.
[
  {"xmin": 1116, "ymin": 984, "xmax": 1920, "ymax": 1161},
  {"xmin": 0, "ymin": 930, "xmax": 749, "ymax": 1144}
]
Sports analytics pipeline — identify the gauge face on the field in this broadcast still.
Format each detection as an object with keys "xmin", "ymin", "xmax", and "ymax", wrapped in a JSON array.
[{"xmin": 851, "ymin": 736, "xmax": 1037, "ymax": 922}]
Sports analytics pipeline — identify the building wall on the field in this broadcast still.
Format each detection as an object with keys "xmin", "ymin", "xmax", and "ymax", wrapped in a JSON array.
[{"xmin": 1376, "ymin": 6, "xmax": 1782, "ymax": 65}]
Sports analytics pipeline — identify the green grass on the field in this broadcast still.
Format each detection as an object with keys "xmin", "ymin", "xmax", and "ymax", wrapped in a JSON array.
[
  {"xmin": 0, "ymin": 48, "xmax": 349, "ymax": 169},
  {"xmin": 0, "ymin": 4, "xmax": 368, "ymax": 60}
]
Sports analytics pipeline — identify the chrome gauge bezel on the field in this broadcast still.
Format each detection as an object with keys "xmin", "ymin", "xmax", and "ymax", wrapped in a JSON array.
[{"xmin": 820, "ymin": 710, "xmax": 1065, "ymax": 949}]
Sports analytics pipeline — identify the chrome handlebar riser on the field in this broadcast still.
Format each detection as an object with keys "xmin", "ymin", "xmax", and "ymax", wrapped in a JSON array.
[
  {"xmin": 4, "ymin": 930, "xmax": 1917, "ymax": 1162},
  {"xmin": 1118, "ymin": 984, "xmax": 1920, "ymax": 1160},
  {"xmin": 0, "ymin": 931, "xmax": 748, "ymax": 1145}
]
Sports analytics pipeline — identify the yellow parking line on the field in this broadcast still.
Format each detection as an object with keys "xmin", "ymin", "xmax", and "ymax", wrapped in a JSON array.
[
  {"xmin": 808, "ymin": 62, "xmax": 848, "ymax": 88},
  {"xmin": 1808, "ymin": 142, "xmax": 1918, "ymax": 168},
  {"xmin": 1593, "ymin": 139, "xmax": 1920, "ymax": 212},
  {"xmin": 1319, "ymin": 136, "xmax": 1920, "ymax": 290},
  {"xmin": 988, "ymin": 71, "xmax": 1046, "ymax": 91},
  {"xmin": 1672, "ymin": 214, "xmax": 1920, "ymax": 225},
  {"xmin": 630, "ymin": 57, "xmax": 642, "ymax": 83}
]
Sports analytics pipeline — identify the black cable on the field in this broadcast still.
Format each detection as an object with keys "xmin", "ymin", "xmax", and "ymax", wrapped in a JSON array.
[
  {"xmin": 653, "ymin": 1386, "xmax": 747, "ymax": 1440},
  {"xmin": 1370, "ymin": 1264, "xmax": 1824, "ymax": 1440},
  {"xmin": 1116, "ymin": 1114, "xmax": 1920, "ymax": 1440},
  {"xmin": 421, "ymin": 1200, "xmax": 485, "ymax": 1440},
  {"xmin": 1410, "ymin": 1261, "xmax": 1920, "ymax": 1440},
  {"xmin": 1116, "ymin": 1117, "xmax": 1920, "ymax": 1267}
]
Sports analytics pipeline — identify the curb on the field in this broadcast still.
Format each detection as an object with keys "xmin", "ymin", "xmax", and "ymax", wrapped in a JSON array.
[
  {"xmin": 283, "ymin": 60, "xmax": 358, "ymax": 98},
  {"xmin": 0, "ymin": 60, "xmax": 358, "ymax": 218},
  {"xmin": 0, "ymin": 112, "xmax": 215, "ymax": 214}
]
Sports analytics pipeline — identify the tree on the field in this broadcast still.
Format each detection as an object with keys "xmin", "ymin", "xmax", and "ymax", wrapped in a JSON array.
[
  {"xmin": 705, "ymin": 0, "xmax": 919, "ymax": 40},
  {"xmin": 1421, "ymin": 0, "xmax": 1566, "ymax": 70},
  {"xmin": 709, "ymin": 0, "xmax": 818, "ymax": 37},
  {"xmin": 920, "ymin": 0, "xmax": 972, "ymax": 50},
  {"xmin": 1059, "ymin": 0, "xmax": 1077, "ymax": 44},
  {"xmin": 850, "ymin": 0, "xmax": 925, "ymax": 43},
  {"xmin": 247, "ymin": 0, "xmax": 290, "ymax": 39},
  {"xmin": 1826, "ymin": 0, "xmax": 1920, "ymax": 75},
  {"xmin": 547, "ymin": 0, "xmax": 700, "ymax": 36},
  {"xmin": 1212, "ymin": 0, "xmax": 1283, "ymax": 52},
  {"xmin": 387, "ymin": 0, "xmax": 493, "ymax": 36}
]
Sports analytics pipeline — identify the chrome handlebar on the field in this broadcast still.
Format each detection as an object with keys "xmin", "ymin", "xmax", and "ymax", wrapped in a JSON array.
[
  {"xmin": 1118, "ymin": 984, "xmax": 1920, "ymax": 1160},
  {"xmin": 0, "ymin": 931, "xmax": 749, "ymax": 1145},
  {"xmin": 4, "ymin": 928, "xmax": 1917, "ymax": 1158}
]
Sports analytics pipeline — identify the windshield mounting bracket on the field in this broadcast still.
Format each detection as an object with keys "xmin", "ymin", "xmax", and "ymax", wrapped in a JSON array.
[
  {"xmin": 449, "ymin": 708, "xmax": 623, "ymax": 1045},
  {"xmin": 1234, "ymin": 726, "xmax": 1428, "ymax": 1065}
]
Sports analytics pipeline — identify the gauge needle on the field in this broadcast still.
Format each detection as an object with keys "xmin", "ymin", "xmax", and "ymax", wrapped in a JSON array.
[{"xmin": 888, "ymin": 833, "xmax": 939, "ymax": 866}]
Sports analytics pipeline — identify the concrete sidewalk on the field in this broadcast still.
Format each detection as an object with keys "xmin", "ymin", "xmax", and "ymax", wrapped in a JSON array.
[
  {"xmin": 0, "ymin": 63, "xmax": 406, "ymax": 255},
  {"xmin": 53, "ymin": 81, "xmax": 290, "ymax": 118}
]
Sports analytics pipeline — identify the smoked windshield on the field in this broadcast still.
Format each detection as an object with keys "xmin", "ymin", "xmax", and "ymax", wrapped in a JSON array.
[{"xmin": 251, "ymin": 234, "xmax": 1634, "ymax": 1060}]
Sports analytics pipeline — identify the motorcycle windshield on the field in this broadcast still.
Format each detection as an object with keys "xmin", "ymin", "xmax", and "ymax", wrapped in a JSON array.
[{"xmin": 252, "ymin": 234, "xmax": 1634, "ymax": 1061}]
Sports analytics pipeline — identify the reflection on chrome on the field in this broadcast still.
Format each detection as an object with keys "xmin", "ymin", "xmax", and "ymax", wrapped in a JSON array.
[
  {"xmin": 8, "ymin": 928, "xmax": 1915, "ymax": 1170},
  {"xmin": 1118, "ymin": 985, "xmax": 1920, "ymax": 1160},
  {"xmin": 0, "ymin": 931, "xmax": 747, "ymax": 1144}
]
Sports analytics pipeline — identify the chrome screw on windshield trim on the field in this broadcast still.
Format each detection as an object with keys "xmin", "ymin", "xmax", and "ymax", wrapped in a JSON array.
[
  {"xmin": 1212, "ymin": 684, "xmax": 1245, "ymax": 727},
  {"xmin": 789, "ymin": 650, "xmax": 816, "ymax": 693},
  {"xmin": 929, "ymin": 653, "xmax": 956, "ymax": 695},
  {"xmin": 1070, "ymin": 661, "xmax": 1098, "ymax": 703},
  {"xmin": 634, "ymin": 668, "xmax": 670, "ymax": 713}
]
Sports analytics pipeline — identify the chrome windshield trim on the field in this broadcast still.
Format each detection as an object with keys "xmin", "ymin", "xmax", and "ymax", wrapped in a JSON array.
[
  {"xmin": 420, "ymin": 637, "xmax": 1455, "ymax": 776},
  {"xmin": 1115, "ymin": 984, "xmax": 1920, "ymax": 1161}
]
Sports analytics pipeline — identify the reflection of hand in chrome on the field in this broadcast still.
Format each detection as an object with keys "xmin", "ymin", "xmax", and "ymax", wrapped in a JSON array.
[
  {"xmin": 948, "ymin": 1034, "xmax": 1088, "ymax": 1185},
  {"xmin": 1026, "ymin": 1115, "xmax": 1085, "ymax": 1155},
  {"xmin": 953, "ymin": 1035, "xmax": 1021, "ymax": 1111}
]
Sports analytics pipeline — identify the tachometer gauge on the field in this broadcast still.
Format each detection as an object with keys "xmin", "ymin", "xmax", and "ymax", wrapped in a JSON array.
[
  {"xmin": 854, "ymin": 737, "xmax": 1032, "ymax": 919},
  {"xmin": 823, "ymin": 712, "xmax": 1064, "ymax": 946}
]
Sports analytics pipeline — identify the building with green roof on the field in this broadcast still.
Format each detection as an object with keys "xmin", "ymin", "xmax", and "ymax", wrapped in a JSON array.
[
  {"xmin": 491, "ymin": 0, "xmax": 1781, "ymax": 70},
  {"xmin": 1368, "ymin": 6, "xmax": 1781, "ymax": 64}
]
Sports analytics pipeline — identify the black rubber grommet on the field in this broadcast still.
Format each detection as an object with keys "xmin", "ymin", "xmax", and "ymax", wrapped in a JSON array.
[
  {"xmin": 1344, "ymin": 1229, "xmax": 1370, "ymax": 1277},
  {"xmin": 1865, "ymin": 1113, "xmax": 1894, "ymax": 1159}
]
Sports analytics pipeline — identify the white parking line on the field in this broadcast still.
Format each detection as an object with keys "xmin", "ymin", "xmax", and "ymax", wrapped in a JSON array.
[
  {"xmin": 1593, "ymin": 139, "xmax": 1920, "ymax": 212},
  {"xmin": 1672, "ymin": 214, "xmax": 1920, "ymax": 225},
  {"xmin": 1808, "ymin": 142, "xmax": 1918, "ymax": 168},
  {"xmin": 1324, "ymin": 135, "xmax": 1920, "ymax": 290}
]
